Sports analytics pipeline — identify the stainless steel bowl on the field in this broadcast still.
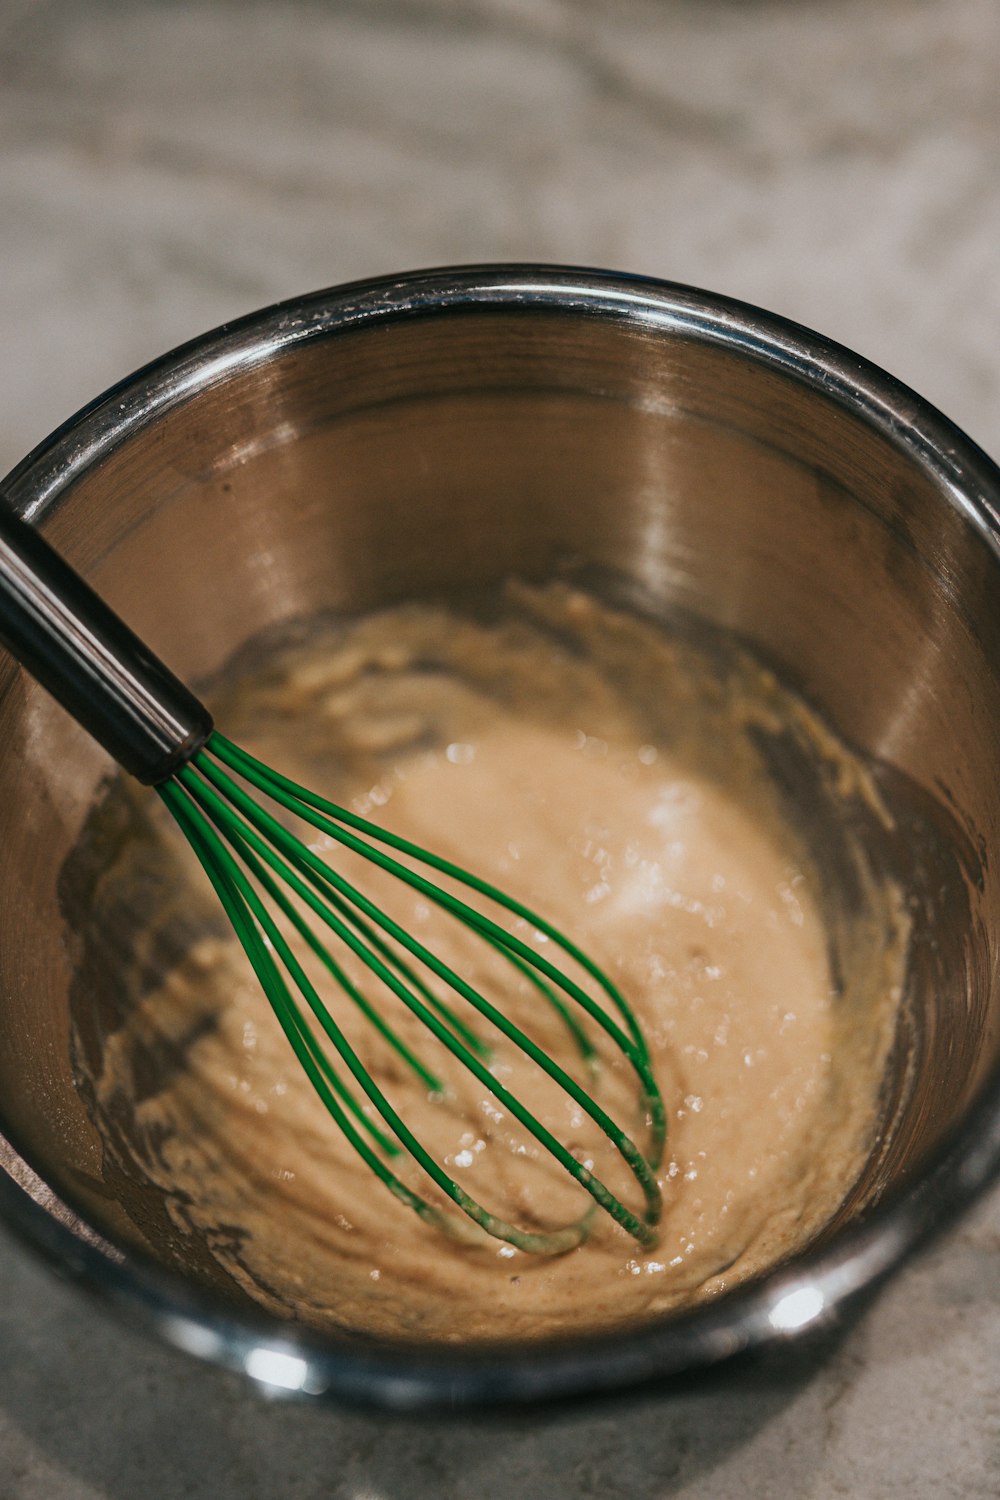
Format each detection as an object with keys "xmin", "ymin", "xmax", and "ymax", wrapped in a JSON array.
[{"xmin": 2, "ymin": 265, "xmax": 1000, "ymax": 1408}]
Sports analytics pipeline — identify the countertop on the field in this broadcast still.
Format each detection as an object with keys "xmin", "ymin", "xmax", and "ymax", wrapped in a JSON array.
[{"xmin": 1, "ymin": 2, "xmax": 999, "ymax": 1495}]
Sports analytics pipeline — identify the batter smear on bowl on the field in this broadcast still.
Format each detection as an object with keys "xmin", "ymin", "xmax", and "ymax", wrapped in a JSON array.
[{"xmin": 69, "ymin": 582, "xmax": 905, "ymax": 1343}]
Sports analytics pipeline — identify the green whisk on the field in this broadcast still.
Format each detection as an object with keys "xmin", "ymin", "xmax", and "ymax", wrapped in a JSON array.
[{"xmin": 0, "ymin": 501, "xmax": 665, "ymax": 1254}]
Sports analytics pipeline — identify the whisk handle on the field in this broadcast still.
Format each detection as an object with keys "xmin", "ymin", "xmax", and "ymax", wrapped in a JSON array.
[{"xmin": 0, "ymin": 501, "xmax": 213, "ymax": 784}]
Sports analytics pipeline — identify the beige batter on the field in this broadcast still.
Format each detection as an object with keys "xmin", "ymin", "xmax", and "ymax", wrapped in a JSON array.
[{"xmin": 74, "ymin": 583, "xmax": 904, "ymax": 1342}]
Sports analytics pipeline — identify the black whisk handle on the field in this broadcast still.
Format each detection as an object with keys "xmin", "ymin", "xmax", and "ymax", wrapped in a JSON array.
[{"xmin": 0, "ymin": 500, "xmax": 213, "ymax": 784}]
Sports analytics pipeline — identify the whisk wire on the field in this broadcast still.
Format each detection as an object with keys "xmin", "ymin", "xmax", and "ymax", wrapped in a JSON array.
[
  {"xmin": 161, "ymin": 782, "xmax": 409, "ymax": 1167},
  {"xmin": 207, "ymin": 736, "xmax": 664, "ymax": 1152},
  {"xmin": 162, "ymin": 775, "xmax": 601, "ymax": 1253},
  {"xmin": 227, "ymin": 832, "xmax": 446, "ymax": 1095},
  {"xmin": 315, "ymin": 888, "xmax": 493, "ymax": 1060},
  {"xmin": 163, "ymin": 735, "xmax": 665, "ymax": 1250},
  {"xmin": 217, "ymin": 736, "xmax": 656, "ymax": 1072},
  {"xmin": 181, "ymin": 752, "xmax": 663, "ymax": 1225}
]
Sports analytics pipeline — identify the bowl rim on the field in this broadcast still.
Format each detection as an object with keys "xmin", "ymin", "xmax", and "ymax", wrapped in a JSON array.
[{"xmin": 3, "ymin": 262, "xmax": 1000, "ymax": 1409}]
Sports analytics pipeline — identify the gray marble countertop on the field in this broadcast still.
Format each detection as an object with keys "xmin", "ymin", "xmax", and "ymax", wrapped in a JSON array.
[{"xmin": 2, "ymin": 2, "xmax": 999, "ymax": 1495}]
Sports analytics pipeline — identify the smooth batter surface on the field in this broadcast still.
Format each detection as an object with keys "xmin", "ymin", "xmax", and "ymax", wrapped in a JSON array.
[{"xmin": 73, "ymin": 584, "xmax": 903, "ymax": 1342}]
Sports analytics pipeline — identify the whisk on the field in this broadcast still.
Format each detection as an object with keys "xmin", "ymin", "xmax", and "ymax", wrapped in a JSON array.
[{"xmin": 0, "ymin": 502, "xmax": 665, "ymax": 1255}]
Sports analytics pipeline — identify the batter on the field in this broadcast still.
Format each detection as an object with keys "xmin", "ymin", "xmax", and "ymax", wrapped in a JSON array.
[{"xmin": 70, "ymin": 583, "xmax": 904, "ymax": 1342}]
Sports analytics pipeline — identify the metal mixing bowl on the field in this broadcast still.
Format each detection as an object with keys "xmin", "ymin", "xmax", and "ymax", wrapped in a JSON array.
[{"xmin": 2, "ymin": 266, "xmax": 999, "ymax": 1408}]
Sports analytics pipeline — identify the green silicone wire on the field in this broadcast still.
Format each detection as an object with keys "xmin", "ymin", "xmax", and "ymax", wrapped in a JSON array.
[
  {"xmin": 159, "ymin": 777, "xmax": 594, "ymax": 1254},
  {"xmin": 319, "ymin": 893, "xmax": 492, "ymax": 1060},
  {"xmin": 159, "ymin": 729, "xmax": 666, "ymax": 1252},
  {"xmin": 216, "ymin": 736, "xmax": 654, "ymax": 1063},
  {"xmin": 223, "ymin": 827, "xmax": 446, "ymax": 1096},
  {"xmin": 184, "ymin": 752, "xmax": 662, "ymax": 1230},
  {"xmin": 208, "ymin": 732, "xmax": 665, "ymax": 1165},
  {"xmin": 160, "ymin": 781, "xmax": 417, "ymax": 1180},
  {"xmin": 181, "ymin": 763, "xmax": 660, "ymax": 1241},
  {"xmin": 196, "ymin": 737, "xmax": 663, "ymax": 1225}
]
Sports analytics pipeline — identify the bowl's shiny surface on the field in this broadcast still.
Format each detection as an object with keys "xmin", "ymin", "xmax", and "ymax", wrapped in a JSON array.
[{"xmin": 2, "ymin": 265, "xmax": 1000, "ymax": 1407}]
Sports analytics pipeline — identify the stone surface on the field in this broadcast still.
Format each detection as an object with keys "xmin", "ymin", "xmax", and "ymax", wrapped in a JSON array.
[{"xmin": 1, "ymin": 0, "xmax": 1000, "ymax": 1494}]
